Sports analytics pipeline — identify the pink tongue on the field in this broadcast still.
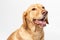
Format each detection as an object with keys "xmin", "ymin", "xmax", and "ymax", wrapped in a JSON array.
[{"xmin": 35, "ymin": 20, "xmax": 46, "ymax": 27}]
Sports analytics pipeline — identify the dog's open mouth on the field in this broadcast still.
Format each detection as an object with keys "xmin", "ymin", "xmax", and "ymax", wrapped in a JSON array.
[{"xmin": 33, "ymin": 17, "xmax": 47, "ymax": 27}]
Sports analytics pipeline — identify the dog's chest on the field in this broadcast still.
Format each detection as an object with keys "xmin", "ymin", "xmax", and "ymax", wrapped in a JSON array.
[
  {"xmin": 32, "ymin": 30, "xmax": 42, "ymax": 40},
  {"xmin": 20, "ymin": 27, "xmax": 43, "ymax": 40}
]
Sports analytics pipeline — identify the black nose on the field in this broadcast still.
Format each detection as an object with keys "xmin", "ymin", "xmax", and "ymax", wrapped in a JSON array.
[{"xmin": 42, "ymin": 11, "xmax": 48, "ymax": 16}]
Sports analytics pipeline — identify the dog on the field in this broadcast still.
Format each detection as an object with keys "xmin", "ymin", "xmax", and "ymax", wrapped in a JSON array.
[{"xmin": 7, "ymin": 4, "xmax": 49, "ymax": 40}]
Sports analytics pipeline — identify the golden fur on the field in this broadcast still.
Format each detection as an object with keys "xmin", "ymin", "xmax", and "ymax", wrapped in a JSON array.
[{"xmin": 7, "ymin": 4, "xmax": 48, "ymax": 40}]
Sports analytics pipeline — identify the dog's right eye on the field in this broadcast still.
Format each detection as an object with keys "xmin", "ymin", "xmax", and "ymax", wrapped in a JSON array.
[{"xmin": 32, "ymin": 8, "xmax": 36, "ymax": 11}]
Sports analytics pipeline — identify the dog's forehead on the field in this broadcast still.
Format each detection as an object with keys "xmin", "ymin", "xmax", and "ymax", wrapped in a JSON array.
[
  {"xmin": 29, "ymin": 4, "xmax": 43, "ymax": 8},
  {"xmin": 27, "ymin": 4, "xmax": 44, "ymax": 11}
]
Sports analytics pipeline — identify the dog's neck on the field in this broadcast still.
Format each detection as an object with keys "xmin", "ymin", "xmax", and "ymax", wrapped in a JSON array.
[{"xmin": 26, "ymin": 21, "xmax": 43, "ymax": 32}]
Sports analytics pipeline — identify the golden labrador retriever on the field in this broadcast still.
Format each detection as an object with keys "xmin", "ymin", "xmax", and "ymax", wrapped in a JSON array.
[{"xmin": 7, "ymin": 4, "xmax": 49, "ymax": 40}]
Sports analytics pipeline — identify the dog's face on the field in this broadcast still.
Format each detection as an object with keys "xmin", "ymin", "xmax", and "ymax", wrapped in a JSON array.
[{"xmin": 23, "ymin": 4, "xmax": 49, "ymax": 27}]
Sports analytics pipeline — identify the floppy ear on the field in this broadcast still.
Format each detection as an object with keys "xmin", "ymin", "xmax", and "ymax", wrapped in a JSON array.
[{"xmin": 23, "ymin": 12, "xmax": 27, "ymax": 28}]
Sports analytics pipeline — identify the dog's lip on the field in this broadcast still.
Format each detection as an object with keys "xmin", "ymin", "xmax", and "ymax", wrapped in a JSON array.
[
  {"xmin": 33, "ymin": 17, "xmax": 47, "ymax": 27},
  {"xmin": 33, "ymin": 17, "xmax": 46, "ymax": 21}
]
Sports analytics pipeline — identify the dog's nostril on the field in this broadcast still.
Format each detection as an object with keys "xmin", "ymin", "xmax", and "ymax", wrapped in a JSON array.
[
  {"xmin": 42, "ymin": 12, "xmax": 46, "ymax": 15},
  {"xmin": 42, "ymin": 11, "xmax": 48, "ymax": 16}
]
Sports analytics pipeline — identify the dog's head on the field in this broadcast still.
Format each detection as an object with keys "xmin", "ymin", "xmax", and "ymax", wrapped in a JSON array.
[{"xmin": 23, "ymin": 4, "xmax": 49, "ymax": 28}]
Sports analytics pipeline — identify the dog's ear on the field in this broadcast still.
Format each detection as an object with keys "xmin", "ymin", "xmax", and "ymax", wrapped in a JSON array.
[
  {"xmin": 23, "ymin": 11, "xmax": 27, "ymax": 28},
  {"xmin": 45, "ymin": 16, "xmax": 49, "ymax": 24}
]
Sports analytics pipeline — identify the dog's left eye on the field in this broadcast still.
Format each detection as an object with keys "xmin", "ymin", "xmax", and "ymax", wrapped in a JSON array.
[
  {"xmin": 32, "ymin": 8, "xmax": 36, "ymax": 11},
  {"xmin": 42, "ymin": 7, "xmax": 45, "ymax": 9}
]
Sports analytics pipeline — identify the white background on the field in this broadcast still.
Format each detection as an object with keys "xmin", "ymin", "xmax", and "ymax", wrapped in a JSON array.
[{"xmin": 0, "ymin": 0, "xmax": 60, "ymax": 40}]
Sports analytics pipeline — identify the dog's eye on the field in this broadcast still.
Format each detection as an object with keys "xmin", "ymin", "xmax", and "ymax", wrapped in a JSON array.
[
  {"xmin": 42, "ymin": 7, "xmax": 45, "ymax": 9},
  {"xmin": 32, "ymin": 8, "xmax": 36, "ymax": 11}
]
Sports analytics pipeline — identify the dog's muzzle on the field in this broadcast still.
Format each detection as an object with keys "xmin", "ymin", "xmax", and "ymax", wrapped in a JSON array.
[{"xmin": 33, "ymin": 11, "xmax": 48, "ymax": 27}]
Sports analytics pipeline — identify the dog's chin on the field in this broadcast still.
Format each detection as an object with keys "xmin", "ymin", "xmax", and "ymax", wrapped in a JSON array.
[{"xmin": 33, "ymin": 18, "xmax": 47, "ymax": 27}]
